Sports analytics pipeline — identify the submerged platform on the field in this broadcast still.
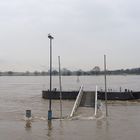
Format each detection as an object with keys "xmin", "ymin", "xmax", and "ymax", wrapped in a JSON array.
[
  {"xmin": 42, "ymin": 90, "xmax": 140, "ymax": 100},
  {"xmin": 42, "ymin": 90, "xmax": 78, "ymax": 100}
]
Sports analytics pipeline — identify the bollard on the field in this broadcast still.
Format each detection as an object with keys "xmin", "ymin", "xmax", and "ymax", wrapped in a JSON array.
[
  {"xmin": 26, "ymin": 110, "xmax": 31, "ymax": 118},
  {"xmin": 25, "ymin": 110, "xmax": 32, "ymax": 128}
]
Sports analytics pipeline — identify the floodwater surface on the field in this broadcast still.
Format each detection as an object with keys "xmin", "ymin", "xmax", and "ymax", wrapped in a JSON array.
[{"xmin": 0, "ymin": 75, "xmax": 140, "ymax": 140}]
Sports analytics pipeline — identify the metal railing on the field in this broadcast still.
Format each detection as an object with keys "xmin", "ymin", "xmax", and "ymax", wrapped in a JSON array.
[
  {"xmin": 94, "ymin": 85, "xmax": 98, "ymax": 116},
  {"xmin": 70, "ymin": 85, "xmax": 83, "ymax": 117}
]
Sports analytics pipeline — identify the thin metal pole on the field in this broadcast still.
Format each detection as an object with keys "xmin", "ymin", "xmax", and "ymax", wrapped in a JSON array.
[
  {"xmin": 104, "ymin": 55, "xmax": 108, "ymax": 117},
  {"xmin": 58, "ymin": 56, "xmax": 63, "ymax": 119},
  {"xmin": 49, "ymin": 37, "xmax": 52, "ymax": 111},
  {"xmin": 48, "ymin": 34, "xmax": 54, "ymax": 120},
  {"xmin": 94, "ymin": 85, "xmax": 98, "ymax": 116}
]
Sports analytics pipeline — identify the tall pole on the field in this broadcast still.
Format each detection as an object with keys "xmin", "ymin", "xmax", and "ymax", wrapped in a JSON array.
[
  {"xmin": 104, "ymin": 55, "xmax": 108, "ymax": 117},
  {"xmin": 48, "ymin": 34, "xmax": 54, "ymax": 120},
  {"xmin": 58, "ymin": 56, "xmax": 63, "ymax": 119}
]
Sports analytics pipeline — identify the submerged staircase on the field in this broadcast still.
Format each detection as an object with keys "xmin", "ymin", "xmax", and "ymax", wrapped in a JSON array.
[
  {"xmin": 70, "ymin": 87, "xmax": 96, "ymax": 118},
  {"xmin": 80, "ymin": 91, "xmax": 95, "ymax": 107}
]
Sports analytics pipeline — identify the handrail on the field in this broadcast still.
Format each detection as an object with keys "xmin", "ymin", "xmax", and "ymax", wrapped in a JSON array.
[
  {"xmin": 94, "ymin": 85, "xmax": 98, "ymax": 116},
  {"xmin": 70, "ymin": 85, "xmax": 83, "ymax": 117}
]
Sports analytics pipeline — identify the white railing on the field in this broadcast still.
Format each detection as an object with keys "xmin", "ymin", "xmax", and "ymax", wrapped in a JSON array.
[
  {"xmin": 94, "ymin": 85, "xmax": 98, "ymax": 116},
  {"xmin": 70, "ymin": 85, "xmax": 83, "ymax": 117}
]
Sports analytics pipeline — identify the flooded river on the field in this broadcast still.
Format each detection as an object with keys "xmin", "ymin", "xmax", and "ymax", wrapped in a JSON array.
[{"xmin": 0, "ymin": 75, "xmax": 140, "ymax": 140}]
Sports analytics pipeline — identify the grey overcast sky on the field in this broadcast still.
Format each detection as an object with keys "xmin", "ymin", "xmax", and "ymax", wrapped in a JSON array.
[{"xmin": 0, "ymin": 0, "xmax": 140, "ymax": 71}]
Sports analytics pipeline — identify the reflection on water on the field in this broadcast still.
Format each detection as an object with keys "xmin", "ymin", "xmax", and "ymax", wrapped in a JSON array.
[
  {"xmin": 25, "ymin": 120, "xmax": 32, "ymax": 128},
  {"xmin": 96, "ymin": 119, "xmax": 103, "ymax": 129},
  {"xmin": 0, "ymin": 76, "xmax": 140, "ymax": 140},
  {"xmin": 47, "ymin": 120, "xmax": 53, "ymax": 138},
  {"xmin": 59, "ymin": 120, "xmax": 64, "ymax": 136}
]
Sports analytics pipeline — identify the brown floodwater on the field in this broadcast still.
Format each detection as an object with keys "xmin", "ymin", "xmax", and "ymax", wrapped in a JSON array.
[{"xmin": 0, "ymin": 76, "xmax": 140, "ymax": 140}]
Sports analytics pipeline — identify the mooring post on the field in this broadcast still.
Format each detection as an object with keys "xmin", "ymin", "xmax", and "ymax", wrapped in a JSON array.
[
  {"xmin": 48, "ymin": 34, "xmax": 54, "ymax": 120},
  {"xmin": 25, "ymin": 110, "xmax": 32, "ymax": 127},
  {"xmin": 26, "ymin": 110, "xmax": 31, "ymax": 118}
]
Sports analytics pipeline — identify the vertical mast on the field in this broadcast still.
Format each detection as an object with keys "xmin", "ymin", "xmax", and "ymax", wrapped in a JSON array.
[
  {"xmin": 104, "ymin": 55, "xmax": 108, "ymax": 117},
  {"xmin": 58, "ymin": 56, "xmax": 62, "ymax": 119}
]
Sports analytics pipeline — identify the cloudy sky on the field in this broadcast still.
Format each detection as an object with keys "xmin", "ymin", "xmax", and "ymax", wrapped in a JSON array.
[{"xmin": 0, "ymin": 0, "xmax": 140, "ymax": 71}]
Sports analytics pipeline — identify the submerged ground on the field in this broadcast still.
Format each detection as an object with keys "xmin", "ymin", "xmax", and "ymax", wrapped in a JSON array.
[{"xmin": 0, "ymin": 76, "xmax": 140, "ymax": 140}]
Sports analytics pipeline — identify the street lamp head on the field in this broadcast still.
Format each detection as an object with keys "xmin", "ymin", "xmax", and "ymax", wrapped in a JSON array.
[{"xmin": 48, "ymin": 34, "xmax": 54, "ymax": 39}]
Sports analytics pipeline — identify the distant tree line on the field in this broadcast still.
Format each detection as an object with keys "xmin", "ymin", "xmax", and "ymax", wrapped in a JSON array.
[{"xmin": 1, "ymin": 67, "xmax": 140, "ymax": 76}]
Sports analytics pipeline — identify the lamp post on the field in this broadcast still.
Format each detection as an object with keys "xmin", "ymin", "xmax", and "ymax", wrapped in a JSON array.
[{"xmin": 48, "ymin": 34, "xmax": 54, "ymax": 120}]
